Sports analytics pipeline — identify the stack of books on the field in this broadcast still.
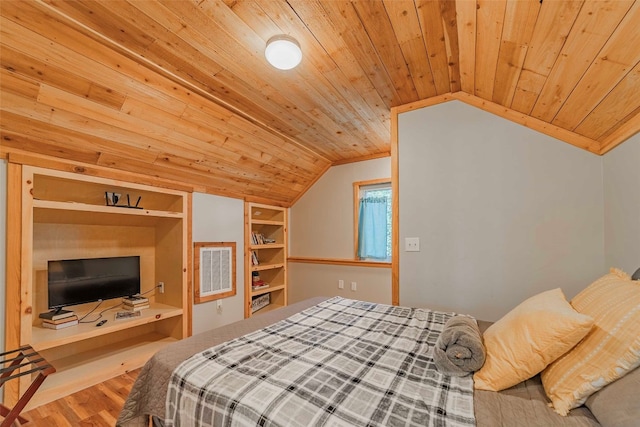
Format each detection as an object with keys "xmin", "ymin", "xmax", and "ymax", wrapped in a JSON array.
[
  {"xmin": 251, "ymin": 251, "xmax": 259, "ymax": 266},
  {"xmin": 123, "ymin": 296, "xmax": 150, "ymax": 312},
  {"xmin": 39, "ymin": 310, "xmax": 78, "ymax": 329}
]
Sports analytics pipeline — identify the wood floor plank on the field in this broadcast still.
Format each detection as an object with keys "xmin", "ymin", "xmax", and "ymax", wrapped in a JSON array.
[{"xmin": 20, "ymin": 369, "xmax": 140, "ymax": 427}]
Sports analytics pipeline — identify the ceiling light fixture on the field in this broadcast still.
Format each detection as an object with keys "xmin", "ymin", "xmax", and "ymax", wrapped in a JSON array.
[{"xmin": 265, "ymin": 35, "xmax": 302, "ymax": 70}]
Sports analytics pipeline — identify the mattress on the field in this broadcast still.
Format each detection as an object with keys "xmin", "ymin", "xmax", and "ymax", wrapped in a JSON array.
[{"xmin": 117, "ymin": 297, "xmax": 600, "ymax": 427}]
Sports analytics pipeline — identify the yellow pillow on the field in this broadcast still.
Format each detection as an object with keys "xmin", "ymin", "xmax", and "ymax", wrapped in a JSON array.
[
  {"xmin": 474, "ymin": 288, "xmax": 593, "ymax": 391},
  {"xmin": 542, "ymin": 269, "xmax": 640, "ymax": 415}
]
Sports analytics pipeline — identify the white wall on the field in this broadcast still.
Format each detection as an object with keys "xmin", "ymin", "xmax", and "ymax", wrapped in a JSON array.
[
  {"xmin": 603, "ymin": 134, "xmax": 640, "ymax": 274},
  {"xmin": 398, "ymin": 101, "xmax": 605, "ymax": 321},
  {"xmin": 289, "ymin": 158, "xmax": 392, "ymax": 303},
  {"xmin": 191, "ymin": 192, "xmax": 245, "ymax": 334},
  {"xmin": 288, "ymin": 263, "xmax": 391, "ymax": 304},
  {"xmin": 290, "ymin": 158, "xmax": 391, "ymax": 258}
]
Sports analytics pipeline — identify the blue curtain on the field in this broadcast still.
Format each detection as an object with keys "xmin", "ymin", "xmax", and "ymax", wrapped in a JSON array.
[{"xmin": 357, "ymin": 196, "xmax": 389, "ymax": 259}]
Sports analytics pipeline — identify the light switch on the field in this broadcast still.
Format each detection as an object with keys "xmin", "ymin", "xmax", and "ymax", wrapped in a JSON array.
[{"xmin": 405, "ymin": 237, "xmax": 420, "ymax": 252}]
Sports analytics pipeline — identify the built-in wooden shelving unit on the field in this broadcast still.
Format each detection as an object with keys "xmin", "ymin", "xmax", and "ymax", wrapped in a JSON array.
[
  {"xmin": 244, "ymin": 202, "xmax": 288, "ymax": 317},
  {"xmin": 4, "ymin": 165, "xmax": 190, "ymax": 410}
]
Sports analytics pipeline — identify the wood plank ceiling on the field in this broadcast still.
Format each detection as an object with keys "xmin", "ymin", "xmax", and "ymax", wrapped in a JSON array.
[{"xmin": 1, "ymin": 0, "xmax": 639, "ymax": 205}]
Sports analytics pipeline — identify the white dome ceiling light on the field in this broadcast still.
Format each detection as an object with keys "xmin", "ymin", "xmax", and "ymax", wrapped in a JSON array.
[{"xmin": 265, "ymin": 35, "xmax": 302, "ymax": 70}]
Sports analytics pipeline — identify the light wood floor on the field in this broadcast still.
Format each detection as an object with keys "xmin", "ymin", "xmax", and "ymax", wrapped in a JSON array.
[{"xmin": 19, "ymin": 369, "xmax": 140, "ymax": 427}]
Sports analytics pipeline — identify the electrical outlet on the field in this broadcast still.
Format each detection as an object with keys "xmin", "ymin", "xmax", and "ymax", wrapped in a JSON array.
[
  {"xmin": 338, "ymin": 279, "xmax": 344, "ymax": 289},
  {"xmin": 405, "ymin": 237, "xmax": 420, "ymax": 252},
  {"xmin": 158, "ymin": 281, "xmax": 165, "ymax": 293},
  {"xmin": 351, "ymin": 282, "xmax": 357, "ymax": 291}
]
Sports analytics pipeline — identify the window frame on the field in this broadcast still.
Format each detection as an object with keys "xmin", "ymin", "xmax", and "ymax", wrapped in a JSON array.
[
  {"xmin": 194, "ymin": 242, "xmax": 237, "ymax": 304},
  {"xmin": 353, "ymin": 178, "xmax": 392, "ymax": 261}
]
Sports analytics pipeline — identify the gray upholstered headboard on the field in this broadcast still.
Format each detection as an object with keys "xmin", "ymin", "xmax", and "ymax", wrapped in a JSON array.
[{"xmin": 633, "ymin": 267, "xmax": 640, "ymax": 281}]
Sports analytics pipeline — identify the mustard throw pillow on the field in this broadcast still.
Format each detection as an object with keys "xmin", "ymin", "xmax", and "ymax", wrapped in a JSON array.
[
  {"xmin": 474, "ymin": 288, "xmax": 593, "ymax": 391},
  {"xmin": 541, "ymin": 269, "xmax": 640, "ymax": 415}
]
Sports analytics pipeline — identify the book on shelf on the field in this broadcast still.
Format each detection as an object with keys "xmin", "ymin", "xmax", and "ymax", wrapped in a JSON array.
[
  {"xmin": 39, "ymin": 309, "xmax": 75, "ymax": 321},
  {"xmin": 251, "ymin": 231, "xmax": 266, "ymax": 245},
  {"xmin": 42, "ymin": 315, "xmax": 79, "ymax": 325},
  {"xmin": 42, "ymin": 319, "xmax": 79, "ymax": 330},
  {"xmin": 251, "ymin": 232, "xmax": 277, "ymax": 246},
  {"xmin": 123, "ymin": 296, "xmax": 149, "ymax": 304},
  {"xmin": 251, "ymin": 251, "xmax": 259, "ymax": 266},
  {"xmin": 252, "ymin": 282, "xmax": 269, "ymax": 291},
  {"xmin": 123, "ymin": 299, "xmax": 149, "ymax": 307}
]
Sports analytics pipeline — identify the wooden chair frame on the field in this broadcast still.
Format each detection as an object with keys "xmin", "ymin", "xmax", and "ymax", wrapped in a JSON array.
[{"xmin": 0, "ymin": 346, "xmax": 56, "ymax": 427}]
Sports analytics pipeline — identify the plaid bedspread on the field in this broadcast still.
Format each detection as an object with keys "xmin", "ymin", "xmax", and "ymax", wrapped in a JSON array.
[{"xmin": 166, "ymin": 297, "xmax": 476, "ymax": 427}]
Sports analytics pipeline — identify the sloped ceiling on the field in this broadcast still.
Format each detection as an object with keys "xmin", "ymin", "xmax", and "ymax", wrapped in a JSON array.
[{"xmin": 1, "ymin": 0, "xmax": 639, "ymax": 205}]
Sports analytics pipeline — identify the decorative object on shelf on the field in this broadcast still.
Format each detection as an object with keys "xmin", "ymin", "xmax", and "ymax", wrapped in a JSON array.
[
  {"xmin": 252, "ymin": 271, "xmax": 269, "ymax": 291},
  {"xmin": 194, "ymin": 242, "xmax": 237, "ymax": 304},
  {"xmin": 105, "ymin": 191, "xmax": 143, "ymax": 209},
  {"xmin": 265, "ymin": 35, "xmax": 302, "ymax": 70},
  {"xmin": 105, "ymin": 191, "xmax": 120, "ymax": 206},
  {"xmin": 251, "ymin": 293, "xmax": 271, "ymax": 313},
  {"xmin": 115, "ymin": 311, "xmax": 142, "ymax": 320}
]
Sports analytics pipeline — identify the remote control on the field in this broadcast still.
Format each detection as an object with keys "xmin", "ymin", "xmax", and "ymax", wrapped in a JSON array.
[{"xmin": 96, "ymin": 320, "xmax": 108, "ymax": 327}]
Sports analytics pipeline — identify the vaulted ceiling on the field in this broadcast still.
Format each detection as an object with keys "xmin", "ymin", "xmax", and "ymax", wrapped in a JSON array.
[{"xmin": 1, "ymin": 0, "xmax": 639, "ymax": 205}]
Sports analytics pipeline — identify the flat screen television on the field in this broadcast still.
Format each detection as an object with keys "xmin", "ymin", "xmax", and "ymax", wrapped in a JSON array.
[{"xmin": 47, "ymin": 256, "xmax": 141, "ymax": 310}]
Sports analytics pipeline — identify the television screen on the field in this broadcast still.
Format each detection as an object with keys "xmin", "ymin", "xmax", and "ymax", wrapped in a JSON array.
[{"xmin": 47, "ymin": 256, "xmax": 141, "ymax": 309}]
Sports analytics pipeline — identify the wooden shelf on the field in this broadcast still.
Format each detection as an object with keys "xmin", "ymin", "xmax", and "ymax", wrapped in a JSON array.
[
  {"xmin": 252, "ymin": 263, "xmax": 285, "ymax": 272},
  {"xmin": 250, "ymin": 243, "xmax": 285, "ymax": 250},
  {"xmin": 33, "ymin": 199, "xmax": 183, "ymax": 226},
  {"xmin": 32, "ymin": 303, "xmax": 183, "ymax": 351},
  {"xmin": 252, "ymin": 303, "xmax": 284, "ymax": 315},
  {"xmin": 28, "ymin": 332, "xmax": 178, "ymax": 410},
  {"xmin": 251, "ymin": 284, "xmax": 286, "ymax": 297},
  {"xmin": 251, "ymin": 219, "xmax": 284, "ymax": 226}
]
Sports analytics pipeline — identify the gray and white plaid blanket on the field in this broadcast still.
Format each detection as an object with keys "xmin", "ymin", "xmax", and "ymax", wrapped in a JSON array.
[{"xmin": 166, "ymin": 297, "xmax": 476, "ymax": 427}]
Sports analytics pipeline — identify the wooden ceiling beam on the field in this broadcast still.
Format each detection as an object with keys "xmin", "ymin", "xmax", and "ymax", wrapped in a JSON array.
[
  {"xmin": 575, "ymin": 62, "xmax": 640, "ymax": 141},
  {"xmin": 530, "ymin": 0, "xmax": 635, "ymax": 123},
  {"xmin": 455, "ymin": 0, "xmax": 477, "ymax": 94},
  {"xmin": 509, "ymin": 0, "xmax": 584, "ymax": 115},
  {"xmin": 491, "ymin": 0, "xmax": 539, "ymax": 106},
  {"xmin": 438, "ymin": 0, "xmax": 462, "ymax": 93},
  {"xmin": 33, "ymin": 0, "xmax": 331, "ymax": 163},
  {"xmin": 552, "ymin": 1, "xmax": 640, "ymax": 130},
  {"xmin": 599, "ymin": 109, "xmax": 640, "ymax": 155}
]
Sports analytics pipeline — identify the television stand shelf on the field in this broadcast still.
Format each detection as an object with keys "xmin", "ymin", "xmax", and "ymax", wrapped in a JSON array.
[{"xmin": 32, "ymin": 303, "xmax": 183, "ymax": 351}]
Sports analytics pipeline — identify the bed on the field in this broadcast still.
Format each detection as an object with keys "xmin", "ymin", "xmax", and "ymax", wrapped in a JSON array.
[{"xmin": 117, "ymin": 296, "xmax": 637, "ymax": 427}]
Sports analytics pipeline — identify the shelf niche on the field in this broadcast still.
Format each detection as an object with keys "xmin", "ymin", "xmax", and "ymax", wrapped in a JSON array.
[
  {"xmin": 4, "ymin": 164, "xmax": 189, "ymax": 410},
  {"xmin": 245, "ymin": 202, "xmax": 288, "ymax": 318}
]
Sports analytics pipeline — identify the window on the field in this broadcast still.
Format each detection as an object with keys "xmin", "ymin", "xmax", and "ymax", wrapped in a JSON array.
[{"xmin": 354, "ymin": 179, "xmax": 392, "ymax": 261}]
